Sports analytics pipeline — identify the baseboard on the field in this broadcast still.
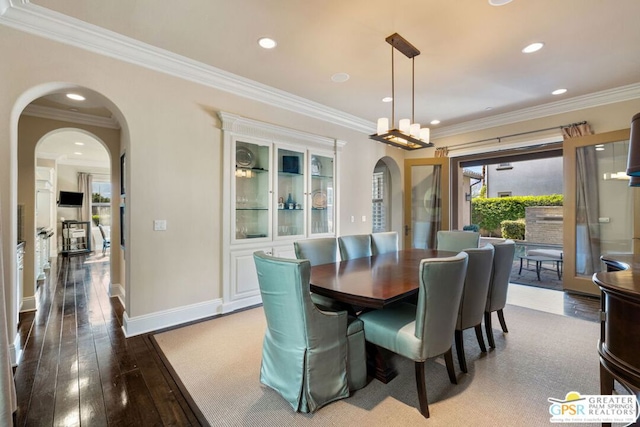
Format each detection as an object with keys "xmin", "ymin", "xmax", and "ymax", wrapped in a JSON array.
[
  {"xmin": 109, "ymin": 282, "xmax": 125, "ymax": 303},
  {"xmin": 122, "ymin": 298, "xmax": 224, "ymax": 337},
  {"xmin": 221, "ymin": 295, "xmax": 263, "ymax": 314},
  {"xmin": 20, "ymin": 296, "xmax": 36, "ymax": 312},
  {"xmin": 9, "ymin": 333, "xmax": 22, "ymax": 367}
]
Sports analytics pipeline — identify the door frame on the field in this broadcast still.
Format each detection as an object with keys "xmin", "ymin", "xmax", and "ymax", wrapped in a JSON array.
[
  {"xmin": 403, "ymin": 157, "xmax": 450, "ymax": 249},
  {"xmin": 563, "ymin": 128, "xmax": 632, "ymax": 295}
]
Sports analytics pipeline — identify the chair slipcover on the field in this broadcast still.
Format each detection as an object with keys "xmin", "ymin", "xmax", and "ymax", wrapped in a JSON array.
[
  {"xmin": 293, "ymin": 238, "xmax": 345, "ymax": 311},
  {"xmin": 359, "ymin": 252, "xmax": 468, "ymax": 418},
  {"xmin": 484, "ymin": 239, "xmax": 516, "ymax": 348},
  {"xmin": 371, "ymin": 231, "xmax": 399, "ymax": 255},
  {"xmin": 338, "ymin": 234, "xmax": 372, "ymax": 260},
  {"xmin": 455, "ymin": 244, "xmax": 495, "ymax": 373},
  {"xmin": 436, "ymin": 230, "xmax": 480, "ymax": 252},
  {"xmin": 294, "ymin": 237, "xmax": 339, "ymax": 266},
  {"xmin": 253, "ymin": 251, "xmax": 366, "ymax": 413}
]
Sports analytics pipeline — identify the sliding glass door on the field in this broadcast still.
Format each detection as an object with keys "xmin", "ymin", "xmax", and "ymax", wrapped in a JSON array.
[
  {"xmin": 563, "ymin": 129, "xmax": 633, "ymax": 294},
  {"xmin": 404, "ymin": 157, "xmax": 449, "ymax": 249}
]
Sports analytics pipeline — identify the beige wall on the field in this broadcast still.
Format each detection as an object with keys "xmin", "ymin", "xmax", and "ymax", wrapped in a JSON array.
[{"xmin": 1, "ymin": 24, "xmax": 639, "ymax": 336}]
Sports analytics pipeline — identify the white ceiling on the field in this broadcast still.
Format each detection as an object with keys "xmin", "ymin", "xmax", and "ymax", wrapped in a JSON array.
[{"xmin": 13, "ymin": 0, "xmax": 640, "ymax": 162}]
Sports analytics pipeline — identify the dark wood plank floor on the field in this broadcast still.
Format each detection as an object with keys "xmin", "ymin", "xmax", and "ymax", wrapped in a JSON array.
[
  {"xmin": 13, "ymin": 253, "xmax": 601, "ymax": 426},
  {"xmin": 13, "ymin": 255, "xmax": 201, "ymax": 426}
]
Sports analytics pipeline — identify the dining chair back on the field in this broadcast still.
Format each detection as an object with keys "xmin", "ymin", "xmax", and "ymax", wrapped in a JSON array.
[
  {"xmin": 294, "ymin": 238, "xmax": 344, "ymax": 311},
  {"xmin": 294, "ymin": 237, "xmax": 339, "ymax": 266},
  {"xmin": 371, "ymin": 231, "xmax": 399, "ymax": 255},
  {"xmin": 98, "ymin": 224, "xmax": 111, "ymax": 255},
  {"xmin": 338, "ymin": 234, "xmax": 372, "ymax": 260},
  {"xmin": 455, "ymin": 244, "xmax": 495, "ymax": 373},
  {"xmin": 436, "ymin": 230, "xmax": 480, "ymax": 252},
  {"xmin": 253, "ymin": 251, "xmax": 367, "ymax": 413},
  {"xmin": 484, "ymin": 239, "xmax": 516, "ymax": 348},
  {"xmin": 359, "ymin": 252, "xmax": 469, "ymax": 418}
]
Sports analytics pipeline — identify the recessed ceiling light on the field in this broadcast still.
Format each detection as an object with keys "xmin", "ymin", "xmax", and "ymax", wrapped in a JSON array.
[
  {"xmin": 485, "ymin": 107, "xmax": 493, "ymax": 111},
  {"xmin": 430, "ymin": 120, "xmax": 441, "ymax": 125},
  {"xmin": 489, "ymin": 0, "xmax": 513, "ymax": 5},
  {"xmin": 74, "ymin": 142, "xmax": 84, "ymax": 146},
  {"xmin": 552, "ymin": 88, "xmax": 567, "ymax": 95},
  {"xmin": 258, "ymin": 37, "xmax": 277, "ymax": 49},
  {"xmin": 595, "ymin": 147, "xmax": 605, "ymax": 151},
  {"xmin": 331, "ymin": 73, "xmax": 350, "ymax": 83},
  {"xmin": 66, "ymin": 93, "xmax": 85, "ymax": 101},
  {"xmin": 74, "ymin": 152, "xmax": 83, "ymax": 155},
  {"xmin": 382, "ymin": 97, "xmax": 393, "ymax": 103},
  {"xmin": 522, "ymin": 42, "xmax": 544, "ymax": 53}
]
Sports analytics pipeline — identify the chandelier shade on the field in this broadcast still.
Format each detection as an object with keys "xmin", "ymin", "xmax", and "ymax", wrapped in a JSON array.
[{"xmin": 369, "ymin": 33, "xmax": 434, "ymax": 150}]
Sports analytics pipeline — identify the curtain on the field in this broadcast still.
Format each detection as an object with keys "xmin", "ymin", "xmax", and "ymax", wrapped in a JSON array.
[
  {"xmin": 564, "ymin": 123, "xmax": 601, "ymax": 275},
  {"xmin": 434, "ymin": 147, "xmax": 449, "ymax": 158},
  {"xmin": 426, "ymin": 165, "xmax": 442, "ymax": 249},
  {"xmin": 0, "ymin": 193, "xmax": 18, "ymax": 425}
]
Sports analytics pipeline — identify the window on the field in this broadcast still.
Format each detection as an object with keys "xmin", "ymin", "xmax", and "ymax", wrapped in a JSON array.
[
  {"xmin": 92, "ymin": 181, "xmax": 112, "ymax": 226},
  {"xmin": 372, "ymin": 171, "xmax": 386, "ymax": 233}
]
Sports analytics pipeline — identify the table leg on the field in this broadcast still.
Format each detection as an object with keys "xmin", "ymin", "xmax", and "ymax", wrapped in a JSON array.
[
  {"xmin": 366, "ymin": 342, "xmax": 397, "ymax": 383},
  {"xmin": 519, "ymin": 257, "xmax": 523, "ymax": 275},
  {"xmin": 535, "ymin": 261, "xmax": 542, "ymax": 281},
  {"xmin": 556, "ymin": 261, "xmax": 562, "ymax": 279}
]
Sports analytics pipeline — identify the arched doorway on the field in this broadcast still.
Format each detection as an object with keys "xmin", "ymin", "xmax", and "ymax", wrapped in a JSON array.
[
  {"xmin": 371, "ymin": 156, "xmax": 402, "ymax": 242},
  {"xmin": 9, "ymin": 83, "xmax": 128, "ymax": 365}
]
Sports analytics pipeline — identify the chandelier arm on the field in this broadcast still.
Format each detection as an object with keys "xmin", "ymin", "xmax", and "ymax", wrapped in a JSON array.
[
  {"xmin": 391, "ymin": 43, "xmax": 395, "ymax": 128},
  {"xmin": 412, "ymin": 56, "xmax": 415, "ymax": 124}
]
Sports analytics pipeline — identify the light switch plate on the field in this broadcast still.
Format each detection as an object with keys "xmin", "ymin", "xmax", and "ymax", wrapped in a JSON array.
[{"xmin": 154, "ymin": 220, "xmax": 167, "ymax": 231}]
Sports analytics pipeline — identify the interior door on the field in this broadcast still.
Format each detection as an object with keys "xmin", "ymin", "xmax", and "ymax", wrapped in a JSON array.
[
  {"xmin": 404, "ymin": 157, "xmax": 450, "ymax": 249},
  {"xmin": 563, "ymin": 128, "xmax": 634, "ymax": 295}
]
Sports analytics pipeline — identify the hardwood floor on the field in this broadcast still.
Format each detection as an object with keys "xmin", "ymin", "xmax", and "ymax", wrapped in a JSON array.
[
  {"xmin": 13, "ymin": 253, "xmax": 601, "ymax": 426},
  {"xmin": 13, "ymin": 255, "xmax": 200, "ymax": 426}
]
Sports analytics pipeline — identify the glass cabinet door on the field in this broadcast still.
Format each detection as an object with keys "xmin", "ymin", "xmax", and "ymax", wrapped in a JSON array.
[
  {"xmin": 234, "ymin": 140, "xmax": 270, "ymax": 241},
  {"xmin": 309, "ymin": 153, "xmax": 334, "ymax": 235},
  {"xmin": 275, "ymin": 147, "xmax": 305, "ymax": 238}
]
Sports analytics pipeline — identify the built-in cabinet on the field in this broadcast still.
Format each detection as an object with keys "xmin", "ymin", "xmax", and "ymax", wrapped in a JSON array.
[{"xmin": 220, "ymin": 112, "xmax": 345, "ymax": 311}]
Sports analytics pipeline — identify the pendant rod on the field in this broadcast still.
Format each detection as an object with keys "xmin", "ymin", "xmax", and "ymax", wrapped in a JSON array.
[
  {"xmin": 412, "ymin": 56, "xmax": 415, "ymax": 124},
  {"xmin": 391, "ymin": 44, "xmax": 395, "ymax": 128}
]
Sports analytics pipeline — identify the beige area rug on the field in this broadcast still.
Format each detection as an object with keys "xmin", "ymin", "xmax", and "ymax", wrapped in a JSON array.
[{"xmin": 154, "ymin": 305, "xmax": 606, "ymax": 427}]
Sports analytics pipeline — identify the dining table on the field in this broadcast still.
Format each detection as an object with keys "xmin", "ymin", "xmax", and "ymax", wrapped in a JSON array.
[{"xmin": 309, "ymin": 247, "xmax": 459, "ymax": 382}]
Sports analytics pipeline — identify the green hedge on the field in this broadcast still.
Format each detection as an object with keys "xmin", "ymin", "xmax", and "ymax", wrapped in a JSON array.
[
  {"xmin": 471, "ymin": 194, "xmax": 563, "ymax": 236},
  {"xmin": 501, "ymin": 219, "xmax": 525, "ymax": 240}
]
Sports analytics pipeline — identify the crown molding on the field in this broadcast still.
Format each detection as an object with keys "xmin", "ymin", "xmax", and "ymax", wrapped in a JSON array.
[
  {"xmin": 22, "ymin": 104, "xmax": 120, "ymax": 129},
  {"xmin": 0, "ymin": 1, "xmax": 374, "ymax": 135},
  {"xmin": 2, "ymin": 2, "xmax": 639, "ymax": 140},
  {"xmin": 432, "ymin": 82, "xmax": 640, "ymax": 139}
]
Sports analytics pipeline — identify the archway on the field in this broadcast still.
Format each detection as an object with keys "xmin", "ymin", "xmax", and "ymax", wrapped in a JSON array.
[
  {"xmin": 371, "ymin": 156, "xmax": 403, "ymax": 243},
  {"xmin": 8, "ymin": 83, "xmax": 129, "ymax": 365}
]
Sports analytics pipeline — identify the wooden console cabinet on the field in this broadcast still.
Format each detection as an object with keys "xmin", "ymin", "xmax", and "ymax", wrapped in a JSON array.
[{"xmin": 593, "ymin": 254, "xmax": 640, "ymax": 426}]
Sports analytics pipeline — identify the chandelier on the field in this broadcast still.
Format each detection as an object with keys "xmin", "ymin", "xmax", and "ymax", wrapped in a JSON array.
[{"xmin": 369, "ymin": 33, "xmax": 433, "ymax": 150}]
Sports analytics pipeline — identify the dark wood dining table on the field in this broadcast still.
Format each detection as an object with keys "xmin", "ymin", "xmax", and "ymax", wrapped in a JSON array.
[
  {"xmin": 309, "ymin": 248, "xmax": 459, "ymax": 383},
  {"xmin": 309, "ymin": 248, "xmax": 458, "ymax": 309}
]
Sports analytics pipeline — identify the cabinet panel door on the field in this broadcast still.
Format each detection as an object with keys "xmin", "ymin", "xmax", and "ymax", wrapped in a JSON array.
[
  {"xmin": 275, "ymin": 145, "xmax": 306, "ymax": 239},
  {"xmin": 230, "ymin": 249, "xmax": 263, "ymax": 298},
  {"xmin": 233, "ymin": 139, "xmax": 272, "ymax": 243},
  {"xmin": 308, "ymin": 151, "xmax": 335, "ymax": 236}
]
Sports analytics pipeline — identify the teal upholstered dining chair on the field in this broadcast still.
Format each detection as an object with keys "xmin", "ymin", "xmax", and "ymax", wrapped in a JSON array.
[
  {"xmin": 484, "ymin": 239, "xmax": 516, "ymax": 348},
  {"xmin": 436, "ymin": 230, "xmax": 480, "ymax": 252},
  {"xmin": 293, "ymin": 237, "xmax": 345, "ymax": 311},
  {"xmin": 253, "ymin": 251, "xmax": 367, "ymax": 413},
  {"xmin": 455, "ymin": 244, "xmax": 495, "ymax": 373},
  {"xmin": 371, "ymin": 231, "xmax": 399, "ymax": 255},
  {"xmin": 359, "ymin": 252, "xmax": 469, "ymax": 418},
  {"xmin": 338, "ymin": 234, "xmax": 372, "ymax": 260}
]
